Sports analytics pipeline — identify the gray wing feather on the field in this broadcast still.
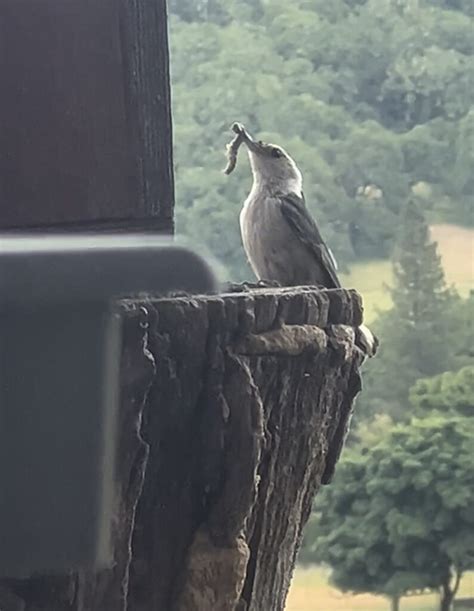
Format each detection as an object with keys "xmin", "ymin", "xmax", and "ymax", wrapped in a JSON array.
[
  {"xmin": 327, "ymin": 246, "xmax": 338, "ymax": 271},
  {"xmin": 279, "ymin": 192, "xmax": 341, "ymax": 289}
]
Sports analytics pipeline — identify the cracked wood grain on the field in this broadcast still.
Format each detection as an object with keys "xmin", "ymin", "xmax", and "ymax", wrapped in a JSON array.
[{"xmin": 128, "ymin": 287, "xmax": 365, "ymax": 611}]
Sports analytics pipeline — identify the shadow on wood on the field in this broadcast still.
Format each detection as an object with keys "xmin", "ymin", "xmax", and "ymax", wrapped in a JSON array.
[{"xmin": 0, "ymin": 286, "xmax": 365, "ymax": 611}]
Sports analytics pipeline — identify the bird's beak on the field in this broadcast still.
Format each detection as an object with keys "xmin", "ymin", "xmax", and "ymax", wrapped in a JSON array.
[{"xmin": 232, "ymin": 123, "xmax": 263, "ymax": 154}]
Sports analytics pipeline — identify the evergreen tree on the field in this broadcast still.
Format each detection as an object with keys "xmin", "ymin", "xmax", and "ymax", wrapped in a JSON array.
[
  {"xmin": 361, "ymin": 198, "xmax": 459, "ymax": 420},
  {"xmin": 450, "ymin": 290, "xmax": 474, "ymax": 364},
  {"xmin": 410, "ymin": 365, "xmax": 474, "ymax": 417}
]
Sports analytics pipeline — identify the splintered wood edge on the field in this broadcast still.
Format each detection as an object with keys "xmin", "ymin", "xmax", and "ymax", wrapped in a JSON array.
[{"xmin": 121, "ymin": 286, "xmax": 364, "ymax": 331}]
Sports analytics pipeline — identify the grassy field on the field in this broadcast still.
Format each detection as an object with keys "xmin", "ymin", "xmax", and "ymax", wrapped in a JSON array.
[
  {"xmin": 286, "ymin": 566, "xmax": 474, "ymax": 611},
  {"xmin": 341, "ymin": 223, "xmax": 473, "ymax": 323}
]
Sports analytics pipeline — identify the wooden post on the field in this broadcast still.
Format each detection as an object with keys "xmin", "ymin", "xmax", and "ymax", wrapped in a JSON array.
[{"xmin": 0, "ymin": 287, "xmax": 365, "ymax": 610}]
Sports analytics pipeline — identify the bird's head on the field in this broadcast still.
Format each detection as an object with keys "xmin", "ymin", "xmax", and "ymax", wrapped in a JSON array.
[{"xmin": 233, "ymin": 123, "xmax": 302, "ymax": 193}]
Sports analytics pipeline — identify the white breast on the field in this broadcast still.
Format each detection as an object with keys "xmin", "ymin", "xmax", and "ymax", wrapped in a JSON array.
[
  {"xmin": 239, "ymin": 196, "xmax": 257, "ymax": 270},
  {"xmin": 239, "ymin": 188, "xmax": 300, "ymax": 282}
]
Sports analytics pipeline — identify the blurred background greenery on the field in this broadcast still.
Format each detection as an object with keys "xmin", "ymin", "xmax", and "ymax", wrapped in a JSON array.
[{"xmin": 168, "ymin": 0, "xmax": 473, "ymax": 608}]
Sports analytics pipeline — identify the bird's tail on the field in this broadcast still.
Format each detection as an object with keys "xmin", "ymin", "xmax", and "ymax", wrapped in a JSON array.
[{"xmin": 355, "ymin": 323, "xmax": 379, "ymax": 359}]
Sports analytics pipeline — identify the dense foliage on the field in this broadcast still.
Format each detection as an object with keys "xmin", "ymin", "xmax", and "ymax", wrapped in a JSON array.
[
  {"xmin": 410, "ymin": 365, "xmax": 474, "ymax": 416},
  {"xmin": 169, "ymin": 0, "xmax": 474, "ymax": 279},
  {"xmin": 301, "ymin": 413, "xmax": 474, "ymax": 611}
]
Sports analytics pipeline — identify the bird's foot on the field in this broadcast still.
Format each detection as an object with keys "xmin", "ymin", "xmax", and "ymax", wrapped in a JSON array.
[
  {"xmin": 256, "ymin": 279, "xmax": 282, "ymax": 288},
  {"xmin": 224, "ymin": 279, "xmax": 282, "ymax": 293},
  {"xmin": 225, "ymin": 281, "xmax": 256, "ymax": 293},
  {"xmin": 257, "ymin": 280, "xmax": 283, "ymax": 289}
]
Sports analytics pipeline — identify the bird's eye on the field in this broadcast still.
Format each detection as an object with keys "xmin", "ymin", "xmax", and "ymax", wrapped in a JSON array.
[{"xmin": 271, "ymin": 148, "xmax": 283, "ymax": 158}]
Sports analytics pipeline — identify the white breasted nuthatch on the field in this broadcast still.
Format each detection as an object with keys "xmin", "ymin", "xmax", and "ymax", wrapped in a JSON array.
[
  {"xmin": 225, "ymin": 123, "xmax": 378, "ymax": 484},
  {"xmin": 226, "ymin": 123, "xmax": 378, "ymax": 359},
  {"xmin": 236, "ymin": 126, "xmax": 340, "ymax": 288}
]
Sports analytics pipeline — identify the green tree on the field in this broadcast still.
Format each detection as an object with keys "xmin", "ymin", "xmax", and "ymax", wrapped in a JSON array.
[
  {"xmin": 450, "ymin": 291, "xmax": 474, "ymax": 362},
  {"xmin": 449, "ymin": 110, "xmax": 474, "ymax": 225},
  {"xmin": 361, "ymin": 198, "xmax": 459, "ymax": 420},
  {"xmin": 410, "ymin": 365, "xmax": 474, "ymax": 416},
  {"xmin": 302, "ymin": 415, "xmax": 474, "ymax": 611}
]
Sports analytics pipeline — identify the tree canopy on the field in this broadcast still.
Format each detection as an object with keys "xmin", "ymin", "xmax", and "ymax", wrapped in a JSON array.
[
  {"xmin": 301, "ymin": 414, "xmax": 474, "ymax": 610},
  {"xmin": 410, "ymin": 365, "xmax": 474, "ymax": 416}
]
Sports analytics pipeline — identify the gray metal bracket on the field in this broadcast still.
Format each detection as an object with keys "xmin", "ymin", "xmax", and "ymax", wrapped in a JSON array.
[{"xmin": 0, "ymin": 234, "xmax": 216, "ymax": 577}]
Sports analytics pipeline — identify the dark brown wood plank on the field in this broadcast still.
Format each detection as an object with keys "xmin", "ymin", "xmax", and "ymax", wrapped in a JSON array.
[
  {"xmin": 0, "ymin": 0, "xmax": 173, "ymax": 232},
  {"xmin": 118, "ymin": 0, "xmax": 175, "ymax": 230}
]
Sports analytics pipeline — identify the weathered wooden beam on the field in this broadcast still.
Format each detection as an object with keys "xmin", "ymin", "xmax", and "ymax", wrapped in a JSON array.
[
  {"xmin": 0, "ymin": 287, "xmax": 364, "ymax": 611},
  {"xmin": 0, "ymin": 0, "xmax": 173, "ymax": 233}
]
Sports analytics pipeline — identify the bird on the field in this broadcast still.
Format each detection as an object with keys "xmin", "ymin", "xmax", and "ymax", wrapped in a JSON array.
[
  {"xmin": 236, "ymin": 127, "xmax": 338, "ymax": 288},
  {"xmin": 231, "ymin": 122, "xmax": 378, "ymax": 359},
  {"xmin": 227, "ymin": 123, "xmax": 378, "ymax": 484}
]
